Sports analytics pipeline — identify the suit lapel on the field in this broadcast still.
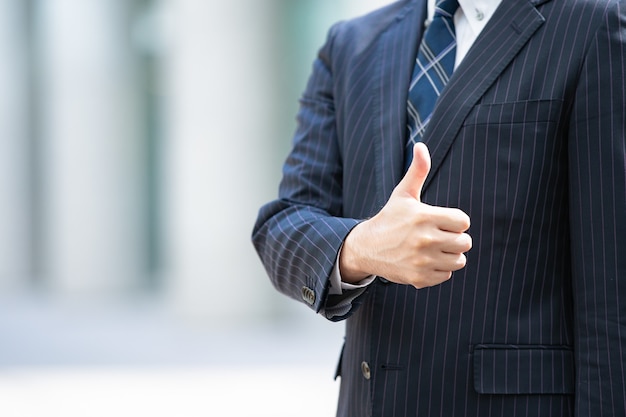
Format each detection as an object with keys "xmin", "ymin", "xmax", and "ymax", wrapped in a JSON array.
[
  {"xmin": 422, "ymin": 0, "xmax": 547, "ymax": 191},
  {"xmin": 372, "ymin": 1, "xmax": 426, "ymax": 207}
]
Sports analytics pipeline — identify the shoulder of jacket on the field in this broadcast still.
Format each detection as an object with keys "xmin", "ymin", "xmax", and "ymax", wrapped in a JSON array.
[{"xmin": 327, "ymin": 0, "xmax": 418, "ymax": 51}]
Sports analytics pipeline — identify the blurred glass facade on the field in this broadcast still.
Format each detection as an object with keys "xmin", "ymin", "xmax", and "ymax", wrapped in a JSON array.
[
  {"xmin": 0, "ymin": 1, "xmax": 394, "ymax": 415},
  {"xmin": 0, "ymin": 0, "xmax": 393, "ymax": 321}
]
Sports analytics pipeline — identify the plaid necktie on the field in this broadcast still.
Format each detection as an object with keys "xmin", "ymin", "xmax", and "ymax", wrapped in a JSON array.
[{"xmin": 406, "ymin": 0, "xmax": 459, "ymax": 166}]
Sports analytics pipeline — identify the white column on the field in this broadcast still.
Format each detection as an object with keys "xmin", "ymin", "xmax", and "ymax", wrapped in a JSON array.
[
  {"xmin": 160, "ymin": 0, "xmax": 396, "ymax": 322},
  {"xmin": 38, "ymin": 0, "xmax": 144, "ymax": 294},
  {"xmin": 0, "ymin": 0, "xmax": 31, "ymax": 291},
  {"xmin": 160, "ymin": 0, "xmax": 278, "ymax": 321}
]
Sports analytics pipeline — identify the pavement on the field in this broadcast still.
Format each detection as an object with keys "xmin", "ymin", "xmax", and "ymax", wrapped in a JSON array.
[{"xmin": 0, "ymin": 294, "xmax": 344, "ymax": 416}]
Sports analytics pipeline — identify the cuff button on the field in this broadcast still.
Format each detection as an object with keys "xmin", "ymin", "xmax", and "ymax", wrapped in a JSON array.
[
  {"xmin": 301, "ymin": 286, "xmax": 316, "ymax": 305},
  {"xmin": 361, "ymin": 361, "xmax": 371, "ymax": 380}
]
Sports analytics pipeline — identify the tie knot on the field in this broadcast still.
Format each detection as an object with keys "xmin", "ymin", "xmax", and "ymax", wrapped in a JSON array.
[{"xmin": 434, "ymin": 0, "xmax": 459, "ymax": 17}]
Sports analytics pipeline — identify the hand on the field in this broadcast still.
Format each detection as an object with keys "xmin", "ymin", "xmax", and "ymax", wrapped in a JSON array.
[{"xmin": 339, "ymin": 143, "xmax": 472, "ymax": 289}]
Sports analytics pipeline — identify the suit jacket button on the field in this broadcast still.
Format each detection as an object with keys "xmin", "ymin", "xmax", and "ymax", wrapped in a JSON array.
[
  {"xmin": 301, "ymin": 286, "xmax": 316, "ymax": 305},
  {"xmin": 361, "ymin": 361, "xmax": 371, "ymax": 380}
]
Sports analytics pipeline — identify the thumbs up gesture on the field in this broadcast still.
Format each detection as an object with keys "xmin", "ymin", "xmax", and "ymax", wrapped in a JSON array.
[
  {"xmin": 398, "ymin": 141, "xmax": 434, "ymax": 201},
  {"xmin": 340, "ymin": 143, "xmax": 472, "ymax": 288}
]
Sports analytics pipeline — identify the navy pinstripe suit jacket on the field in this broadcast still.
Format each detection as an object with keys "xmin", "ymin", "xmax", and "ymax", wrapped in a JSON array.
[{"xmin": 253, "ymin": 0, "xmax": 626, "ymax": 415}]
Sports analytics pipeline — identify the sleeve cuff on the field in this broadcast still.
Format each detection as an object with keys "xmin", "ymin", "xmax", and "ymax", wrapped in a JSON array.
[{"xmin": 328, "ymin": 246, "xmax": 376, "ymax": 295}]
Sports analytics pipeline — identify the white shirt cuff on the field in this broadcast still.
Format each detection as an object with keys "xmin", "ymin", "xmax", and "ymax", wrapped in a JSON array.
[{"xmin": 328, "ymin": 246, "xmax": 377, "ymax": 295}]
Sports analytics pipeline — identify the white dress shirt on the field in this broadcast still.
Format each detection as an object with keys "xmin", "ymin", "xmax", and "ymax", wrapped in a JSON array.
[
  {"xmin": 453, "ymin": 0, "xmax": 501, "ymax": 67},
  {"xmin": 328, "ymin": 0, "xmax": 502, "ymax": 298}
]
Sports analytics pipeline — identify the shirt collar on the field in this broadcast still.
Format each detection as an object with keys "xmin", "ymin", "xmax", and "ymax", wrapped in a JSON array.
[{"xmin": 427, "ymin": 0, "xmax": 502, "ymax": 34}]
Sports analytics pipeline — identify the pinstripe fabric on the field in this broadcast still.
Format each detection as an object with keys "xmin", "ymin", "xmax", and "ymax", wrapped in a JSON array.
[{"xmin": 252, "ymin": 0, "xmax": 626, "ymax": 415}]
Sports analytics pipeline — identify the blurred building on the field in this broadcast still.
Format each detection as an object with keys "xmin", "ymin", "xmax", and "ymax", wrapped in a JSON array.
[{"xmin": 0, "ymin": 0, "xmax": 392, "ymax": 324}]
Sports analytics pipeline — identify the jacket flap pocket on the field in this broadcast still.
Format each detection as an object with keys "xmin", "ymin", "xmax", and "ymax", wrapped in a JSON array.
[
  {"xmin": 463, "ymin": 99, "xmax": 563, "ymax": 126},
  {"xmin": 473, "ymin": 344, "xmax": 574, "ymax": 395}
]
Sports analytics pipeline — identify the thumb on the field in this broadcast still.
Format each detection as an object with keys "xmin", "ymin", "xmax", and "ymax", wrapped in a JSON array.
[{"xmin": 397, "ymin": 142, "xmax": 431, "ymax": 200}]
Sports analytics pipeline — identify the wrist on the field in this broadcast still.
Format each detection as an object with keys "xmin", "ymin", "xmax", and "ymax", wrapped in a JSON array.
[{"xmin": 339, "ymin": 222, "xmax": 372, "ymax": 283}]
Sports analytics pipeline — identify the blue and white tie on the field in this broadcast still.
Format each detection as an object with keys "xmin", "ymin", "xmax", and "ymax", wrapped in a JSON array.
[{"xmin": 406, "ymin": 0, "xmax": 459, "ymax": 166}]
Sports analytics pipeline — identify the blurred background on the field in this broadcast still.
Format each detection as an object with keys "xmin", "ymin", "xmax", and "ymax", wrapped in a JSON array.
[{"xmin": 0, "ymin": 0, "xmax": 393, "ymax": 416}]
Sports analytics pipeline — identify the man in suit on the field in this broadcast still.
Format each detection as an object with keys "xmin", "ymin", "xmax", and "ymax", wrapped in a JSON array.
[{"xmin": 252, "ymin": 0, "xmax": 626, "ymax": 415}]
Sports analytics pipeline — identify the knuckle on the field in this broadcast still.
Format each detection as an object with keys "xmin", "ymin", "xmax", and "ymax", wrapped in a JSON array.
[
  {"xmin": 453, "ymin": 232, "xmax": 471, "ymax": 251},
  {"xmin": 424, "ymin": 233, "xmax": 437, "ymax": 245},
  {"xmin": 408, "ymin": 272, "xmax": 427, "ymax": 289},
  {"xmin": 412, "ymin": 212, "xmax": 431, "ymax": 228},
  {"xmin": 416, "ymin": 233, "xmax": 435, "ymax": 248},
  {"xmin": 466, "ymin": 234, "xmax": 473, "ymax": 249},
  {"xmin": 411, "ymin": 270, "xmax": 452, "ymax": 289},
  {"xmin": 454, "ymin": 209, "xmax": 471, "ymax": 230},
  {"xmin": 454, "ymin": 254, "xmax": 467, "ymax": 270},
  {"xmin": 412, "ymin": 255, "xmax": 431, "ymax": 270}
]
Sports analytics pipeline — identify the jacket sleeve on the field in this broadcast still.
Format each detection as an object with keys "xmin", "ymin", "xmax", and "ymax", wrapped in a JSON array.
[
  {"xmin": 252, "ymin": 22, "xmax": 369, "ymax": 321},
  {"xmin": 568, "ymin": 1, "xmax": 626, "ymax": 414}
]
